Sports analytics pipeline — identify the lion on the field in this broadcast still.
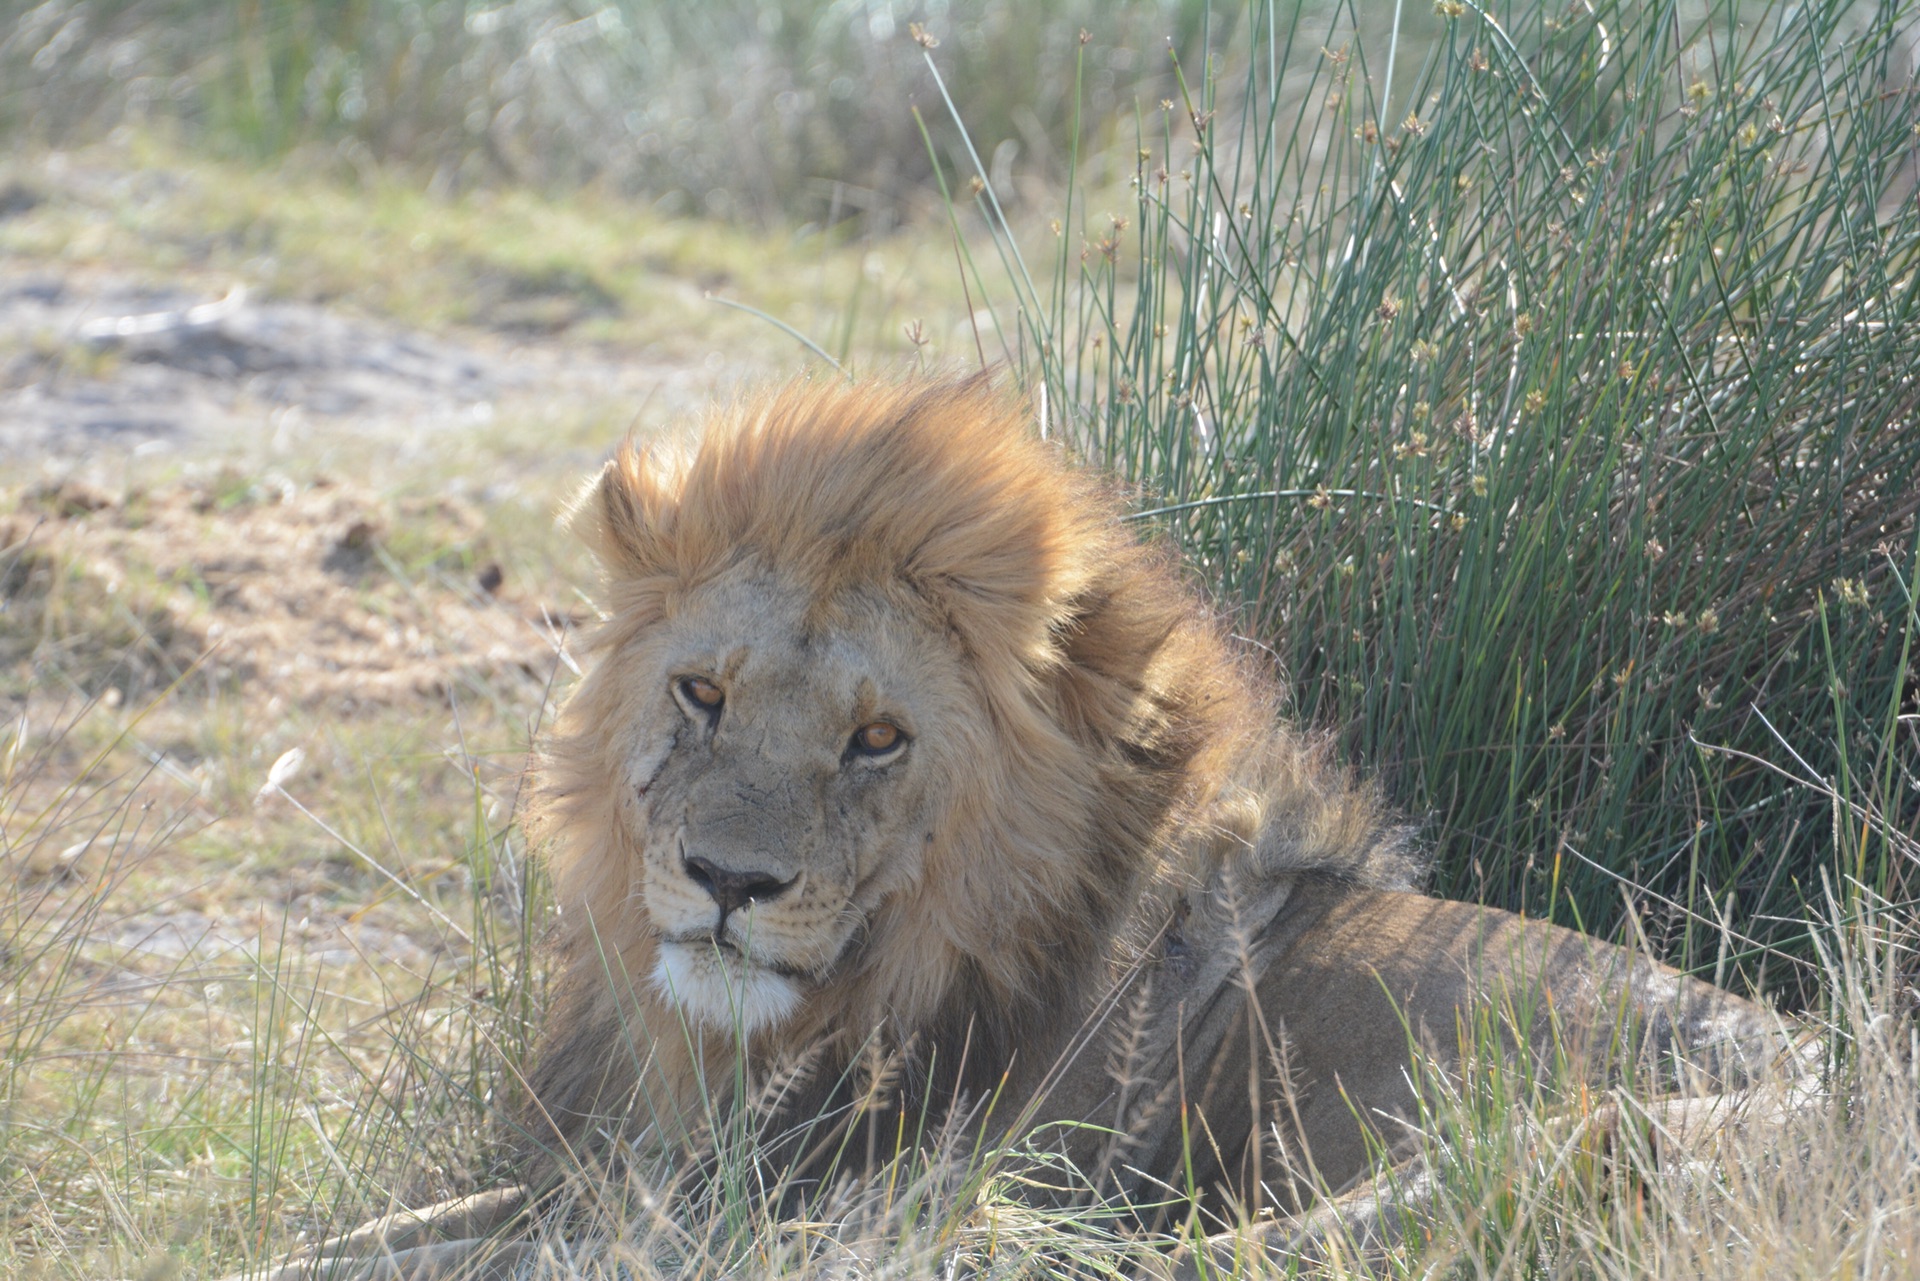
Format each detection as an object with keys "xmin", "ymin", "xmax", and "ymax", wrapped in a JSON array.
[{"xmin": 253, "ymin": 377, "xmax": 1794, "ymax": 1280}]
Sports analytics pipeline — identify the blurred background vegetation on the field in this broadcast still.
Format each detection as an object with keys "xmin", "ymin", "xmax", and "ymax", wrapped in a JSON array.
[{"xmin": 1, "ymin": 0, "xmax": 1248, "ymax": 226}]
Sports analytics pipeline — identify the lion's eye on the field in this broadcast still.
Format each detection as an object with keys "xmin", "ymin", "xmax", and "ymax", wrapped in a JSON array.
[
  {"xmin": 677, "ymin": 676, "xmax": 725, "ymax": 718},
  {"xmin": 850, "ymin": 721, "xmax": 904, "ymax": 756}
]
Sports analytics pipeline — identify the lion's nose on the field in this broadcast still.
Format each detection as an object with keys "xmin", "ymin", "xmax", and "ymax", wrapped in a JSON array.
[{"xmin": 682, "ymin": 855, "xmax": 796, "ymax": 917}]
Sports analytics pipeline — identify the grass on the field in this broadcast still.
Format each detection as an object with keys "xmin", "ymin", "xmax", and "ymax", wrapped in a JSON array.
[
  {"xmin": 2, "ymin": 0, "xmax": 1918, "ymax": 1278},
  {"xmin": 1, "ymin": 481, "xmax": 557, "ymax": 1274},
  {"xmin": 948, "ymin": 0, "xmax": 1920, "ymax": 993}
]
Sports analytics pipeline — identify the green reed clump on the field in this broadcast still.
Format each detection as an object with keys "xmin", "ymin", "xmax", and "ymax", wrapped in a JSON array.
[{"xmin": 956, "ymin": 0, "xmax": 1919, "ymax": 994}]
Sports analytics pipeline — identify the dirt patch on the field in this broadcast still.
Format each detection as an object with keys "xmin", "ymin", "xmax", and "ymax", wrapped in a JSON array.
[
  {"xmin": 3, "ymin": 474, "xmax": 575, "ymax": 709},
  {"xmin": 463, "ymin": 261, "xmax": 623, "ymax": 336},
  {"xmin": 0, "ymin": 265, "xmax": 745, "ymax": 478},
  {"xmin": 0, "ymin": 270, "xmax": 509, "ymax": 462}
]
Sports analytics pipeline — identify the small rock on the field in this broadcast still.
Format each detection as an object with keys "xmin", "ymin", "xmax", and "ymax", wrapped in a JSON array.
[
  {"xmin": 0, "ymin": 180, "xmax": 42, "ymax": 219},
  {"xmin": 338, "ymin": 519, "xmax": 379, "ymax": 550}
]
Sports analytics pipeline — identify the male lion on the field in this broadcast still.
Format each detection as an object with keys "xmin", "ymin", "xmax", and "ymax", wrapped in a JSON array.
[{"xmin": 262, "ymin": 377, "xmax": 1791, "ymax": 1279}]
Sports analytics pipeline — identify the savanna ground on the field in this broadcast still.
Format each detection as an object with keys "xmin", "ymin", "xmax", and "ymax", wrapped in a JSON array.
[{"xmin": 4, "ymin": 2, "xmax": 1920, "ymax": 1278}]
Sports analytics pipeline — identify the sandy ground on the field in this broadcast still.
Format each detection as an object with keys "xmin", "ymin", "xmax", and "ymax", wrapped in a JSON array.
[{"xmin": 0, "ymin": 262, "xmax": 739, "ymax": 478}]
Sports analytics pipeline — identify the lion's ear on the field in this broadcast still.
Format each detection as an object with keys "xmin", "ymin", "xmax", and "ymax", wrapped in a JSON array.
[{"xmin": 566, "ymin": 446, "xmax": 679, "ymax": 579}]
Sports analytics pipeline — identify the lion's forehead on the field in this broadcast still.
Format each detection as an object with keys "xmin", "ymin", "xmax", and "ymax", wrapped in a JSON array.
[{"xmin": 660, "ymin": 565, "xmax": 962, "ymax": 729}]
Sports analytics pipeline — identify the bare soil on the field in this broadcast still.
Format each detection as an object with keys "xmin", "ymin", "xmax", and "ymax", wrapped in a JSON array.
[{"xmin": 0, "ymin": 262, "xmax": 736, "ymax": 474}]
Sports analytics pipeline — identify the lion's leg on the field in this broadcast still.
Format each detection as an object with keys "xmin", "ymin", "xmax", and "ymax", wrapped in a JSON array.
[
  {"xmin": 290, "ymin": 1239, "xmax": 539, "ymax": 1281},
  {"xmin": 1170, "ymin": 1080, "xmax": 1810, "ymax": 1277},
  {"xmin": 221, "ymin": 1186, "xmax": 532, "ymax": 1281},
  {"xmin": 300, "ymin": 1187, "xmax": 532, "ymax": 1258}
]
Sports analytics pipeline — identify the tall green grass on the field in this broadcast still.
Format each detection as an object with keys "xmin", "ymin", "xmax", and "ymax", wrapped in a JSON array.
[{"xmin": 950, "ymin": 0, "xmax": 1919, "ymax": 996}]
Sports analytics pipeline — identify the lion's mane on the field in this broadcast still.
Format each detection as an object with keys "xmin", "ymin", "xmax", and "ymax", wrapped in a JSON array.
[{"xmin": 518, "ymin": 377, "xmax": 1416, "ymax": 1184}]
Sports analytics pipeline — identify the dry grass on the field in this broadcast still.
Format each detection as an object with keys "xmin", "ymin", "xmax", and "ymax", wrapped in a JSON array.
[
  {"xmin": 0, "ymin": 0, "xmax": 1223, "ymax": 228},
  {"xmin": 0, "ymin": 136, "xmax": 1011, "ymax": 395},
  {"xmin": 1, "ymin": 476, "xmax": 559, "ymax": 1274}
]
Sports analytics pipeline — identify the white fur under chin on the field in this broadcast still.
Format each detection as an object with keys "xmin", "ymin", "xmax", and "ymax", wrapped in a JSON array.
[{"xmin": 651, "ymin": 941, "xmax": 803, "ymax": 1035}]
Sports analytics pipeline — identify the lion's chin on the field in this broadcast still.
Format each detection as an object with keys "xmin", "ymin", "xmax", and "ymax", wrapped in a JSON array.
[{"xmin": 651, "ymin": 940, "xmax": 803, "ymax": 1036}]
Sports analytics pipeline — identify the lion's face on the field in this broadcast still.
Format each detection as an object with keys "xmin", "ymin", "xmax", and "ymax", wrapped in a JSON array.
[{"xmin": 610, "ymin": 557, "xmax": 972, "ymax": 1036}]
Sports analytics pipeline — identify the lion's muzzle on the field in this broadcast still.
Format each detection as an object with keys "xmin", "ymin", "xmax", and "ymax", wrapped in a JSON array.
[{"xmin": 648, "ymin": 838, "xmax": 820, "ymax": 1035}]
